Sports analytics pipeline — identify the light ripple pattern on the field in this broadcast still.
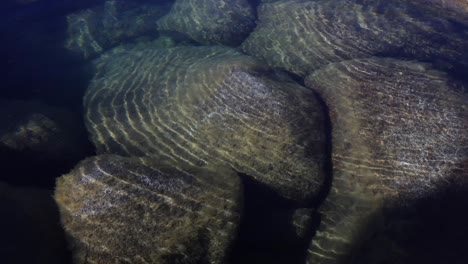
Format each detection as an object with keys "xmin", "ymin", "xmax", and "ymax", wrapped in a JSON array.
[
  {"xmin": 55, "ymin": 154, "xmax": 242, "ymax": 264},
  {"xmin": 304, "ymin": 58, "xmax": 468, "ymax": 263},
  {"xmin": 242, "ymin": 0, "xmax": 468, "ymax": 77},
  {"xmin": 157, "ymin": 0, "xmax": 255, "ymax": 46},
  {"xmin": 84, "ymin": 45, "xmax": 327, "ymax": 203}
]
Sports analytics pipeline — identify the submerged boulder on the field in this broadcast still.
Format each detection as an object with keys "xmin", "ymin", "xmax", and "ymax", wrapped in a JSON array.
[
  {"xmin": 304, "ymin": 58, "xmax": 468, "ymax": 263},
  {"xmin": 55, "ymin": 154, "xmax": 242, "ymax": 264},
  {"xmin": 85, "ymin": 45, "xmax": 327, "ymax": 203},
  {"xmin": 242, "ymin": 0, "xmax": 468, "ymax": 77},
  {"xmin": 65, "ymin": 0, "xmax": 171, "ymax": 59},
  {"xmin": 0, "ymin": 99, "xmax": 88, "ymax": 161},
  {"xmin": 157, "ymin": 0, "xmax": 255, "ymax": 46}
]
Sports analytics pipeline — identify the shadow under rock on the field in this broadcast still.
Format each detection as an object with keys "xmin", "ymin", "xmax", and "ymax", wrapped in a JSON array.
[
  {"xmin": 0, "ymin": 183, "xmax": 72, "ymax": 264},
  {"xmin": 0, "ymin": 0, "xmax": 97, "ymax": 189},
  {"xmin": 228, "ymin": 173, "xmax": 318, "ymax": 264},
  {"xmin": 1, "ymin": 0, "xmax": 98, "ymax": 112},
  {"xmin": 0, "ymin": 142, "xmax": 94, "ymax": 189},
  {"xmin": 355, "ymin": 176, "xmax": 468, "ymax": 264},
  {"xmin": 227, "ymin": 83, "xmax": 334, "ymax": 264}
]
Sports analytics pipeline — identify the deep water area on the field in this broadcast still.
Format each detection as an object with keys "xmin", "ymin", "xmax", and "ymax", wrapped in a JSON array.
[{"xmin": 1, "ymin": 1, "xmax": 468, "ymax": 264}]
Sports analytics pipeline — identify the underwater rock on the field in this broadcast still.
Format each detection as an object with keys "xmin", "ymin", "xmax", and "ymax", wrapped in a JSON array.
[
  {"xmin": 292, "ymin": 207, "xmax": 315, "ymax": 240},
  {"xmin": 0, "ymin": 182, "xmax": 69, "ymax": 264},
  {"xmin": 304, "ymin": 58, "xmax": 468, "ymax": 263},
  {"xmin": 85, "ymin": 45, "xmax": 326, "ymax": 203},
  {"xmin": 95, "ymin": 34, "xmax": 195, "ymax": 62},
  {"xmin": 410, "ymin": 0, "xmax": 468, "ymax": 25},
  {"xmin": 55, "ymin": 154, "xmax": 241, "ymax": 264},
  {"xmin": 0, "ymin": 99, "xmax": 88, "ymax": 161},
  {"xmin": 65, "ymin": 0, "xmax": 171, "ymax": 59},
  {"xmin": 241, "ymin": 0, "xmax": 468, "ymax": 77},
  {"xmin": 157, "ymin": 0, "xmax": 255, "ymax": 46}
]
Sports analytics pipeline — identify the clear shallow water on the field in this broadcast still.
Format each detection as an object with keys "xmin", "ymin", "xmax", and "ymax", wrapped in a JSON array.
[{"xmin": 1, "ymin": 1, "xmax": 467, "ymax": 264}]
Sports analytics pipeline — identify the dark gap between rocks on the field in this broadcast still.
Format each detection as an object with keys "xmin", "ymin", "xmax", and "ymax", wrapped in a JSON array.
[{"xmin": 229, "ymin": 173, "xmax": 317, "ymax": 264}]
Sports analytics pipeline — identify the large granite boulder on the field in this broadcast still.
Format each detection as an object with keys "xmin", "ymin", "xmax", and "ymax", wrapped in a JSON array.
[
  {"xmin": 242, "ymin": 0, "xmax": 468, "ymax": 77},
  {"xmin": 84, "ymin": 45, "xmax": 327, "ymax": 203},
  {"xmin": 157, "ymin": 0, "xmax": 255, "ymax": 46},
  {"xmin": 304, "ymin": 58, "xmax": 468, "ymax": 263},
  {"xmin": 55, "ymin": 154, "xmax": 241, "ymax": 264},
  {"xmin": 65, "ymin": 0, "xmax": 171, "ymax": 59}
]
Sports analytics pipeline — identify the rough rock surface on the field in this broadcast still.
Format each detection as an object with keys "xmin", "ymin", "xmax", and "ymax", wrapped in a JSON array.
[
  {"xmin": 242, "ymin": 0, "xmax": 468, "ymax": 77},
  {"xmin": 304, "ymin": 58, "xmax": 468, "ymax": 263},
  {"xmin": 410, "ymin": 0, "xmax": 468, "ymax": 25},
  {"xmin": 157, "ymin": 0, "xmax": 255, "ymax": 46},
  {"xmin": 66, "ymin": 0, "xmax": 171, "ymax": 59},
  {"xmin": 84, "ymin": 45, "xmax": 326, "ymax": 203},
  {"xmin": 55, "ymin": 154, "xmax": 242, "ymax": 264}
]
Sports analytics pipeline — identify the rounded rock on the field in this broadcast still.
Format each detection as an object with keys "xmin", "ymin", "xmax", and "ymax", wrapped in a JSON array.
[
  {"xmin": 85, "ymin": 45, "xmax": 327, "ymax": 203},
  {"xmin": 242, "ymin": 0, "xmax": 468, "ymax": 77},
  {"xmin": 304, "ymin": 58, "xmax": 468, "ymax": 263},
  {"xmin": 55, "ymin": 154, "xmax": 242, "ymax": 264},
  {"xmin": 157, "ymin": 0, "xmax": 255, "ymax": 46}
]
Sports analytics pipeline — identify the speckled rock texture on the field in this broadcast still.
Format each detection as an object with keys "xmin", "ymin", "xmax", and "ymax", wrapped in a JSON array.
[
  {"xmin": 0, "ymin": 99, "xmax": 88, "ymax": 161},
  {"xmin": 65, "ymin": 0, "xmax": 171, "ymax": 59},
  {"xmin": 304, "ymin": 58, "xmax": 468, "ymax": 263},
  {"xmin": 55, "ymin": 154, "xmax": 242, "ymax": 264},
  {"xmin": 0, "ymin": 182, "xmax": 69, "ymax": 264},
  {"xmin": 242, "ymin": 0, "xmax": 468, "ymax": 77},
  {"xmin": 84, "ymin": 45, "xmax": 327, "ymax": 203},
  {"xmin": 157, "ymin": 0, "xmax": 255, "ymax": 46}
]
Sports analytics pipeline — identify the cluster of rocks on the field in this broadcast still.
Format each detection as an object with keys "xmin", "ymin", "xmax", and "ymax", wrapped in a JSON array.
[
  {"xmin": 3, "ymin": 0, "xmax": 467, "ymax": 264},
  {"xmin": 65, "ymin": 0, "xmax": 173, "ymax": 59},
  {"xmin": 57, "ymin": 43, "xmax": 328, "ymax": 263}
]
